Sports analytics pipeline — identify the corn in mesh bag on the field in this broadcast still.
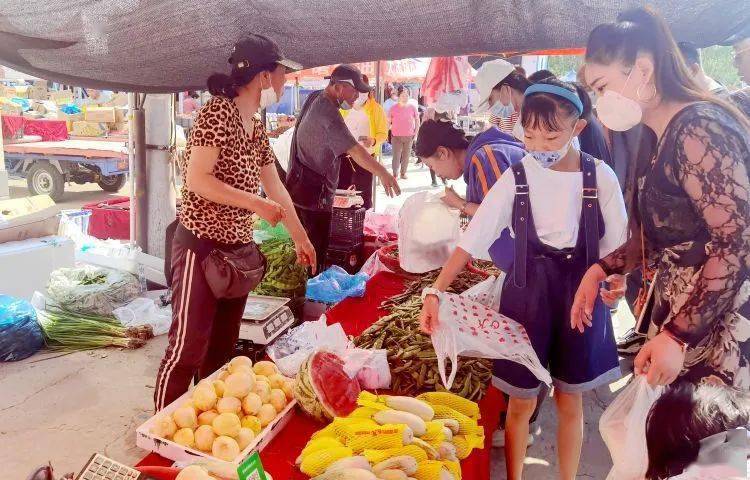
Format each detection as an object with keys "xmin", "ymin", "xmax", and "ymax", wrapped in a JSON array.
[
  {"xmin": 345, "ymin": 423, "xmax": 410, "ymax": 452},
  {"xmin": 417, "ymin": 392, "xmax": 480, "ymax": 419},
  {"xmin": 300, "ymin": 446, "xmax": 354, "ymax": 476},
  {"xmin": 414, "ymin": 460, "xmax": 452, "ymax": 480},
  {"xmin": 431, "ymin": 404, "xmax": 482, "ymax": 437},
  {"xmin": 420, "ymin": 421, "xmax": 447, "ymax": 449},
  {"xmin": 364, "ymin": 444, "xmax": 429, "ymax": 464}
]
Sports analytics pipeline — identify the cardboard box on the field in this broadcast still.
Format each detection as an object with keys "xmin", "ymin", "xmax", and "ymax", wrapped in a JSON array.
[
  {"xmin": 28, "ymin": 86, "xmax": 48, "ymax": 100},
  {"xmin": 48, "ymin": 90, "xmax": 74, "ymax": 105},
  {"xmin": 13, "ymin": 85, "xmax": 28, "ymax": 98},
  {"xmin": 0, "ymin": 86, "xmax": 16, "ymax": 98},
  {"xmin": 84, "ymin": 106, "xmax": 116, "ymax": 123},
  {"xmin": 32, "ymin": 80, "xmax": 48, "ymax": 89},
  {"xmin": 0, "ymin": 195, "xmax": 60, "ymax": 244},
  {"xmin": 72, "ymin": 120, "xmax": 107, "ymax": 137},
  {"xmin": 109, "ymin": 121, "xmax": 128, "ymax": 133},
  {"xmin": 113, "ymin": 106, "xmax": 128, "ymax": 123},
  {"xmin": 1, "ymin": 102, "xmax": 23, "ymax": 115}
]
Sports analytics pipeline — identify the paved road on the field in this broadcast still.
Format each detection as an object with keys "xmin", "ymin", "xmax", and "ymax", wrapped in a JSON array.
[{"xmin": 8, "ymin": 177, "xmax": 129, "ymax": 211}]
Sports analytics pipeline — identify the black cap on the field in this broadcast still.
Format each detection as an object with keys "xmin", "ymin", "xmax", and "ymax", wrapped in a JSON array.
[
  {"xmin": 415, "ymin": 119, "xmax": 469, "ymax": 158},
  {"xmin": 326, "ymin": 64, "xmax": 371, "ymax": 93},
  {"xmin": 229, "ymin": 34, "xmax": 303, "ymax": 72}
]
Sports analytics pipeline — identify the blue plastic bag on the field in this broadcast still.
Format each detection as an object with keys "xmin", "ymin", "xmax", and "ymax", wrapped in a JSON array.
[
  {"xmin": 306, "ymin": 266, "xmax": 369, "ymax": 304},
  {"xmin": 0, "ymin": 295, "xmax": 44, "ymax": 362},
  {"xmin": 60, "ymin": 104, "xmax": 82, "ymax": 114}
]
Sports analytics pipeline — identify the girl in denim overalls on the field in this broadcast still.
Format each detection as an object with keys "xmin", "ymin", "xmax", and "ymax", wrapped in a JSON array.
[{"xmin": 420, "ymin": 78, "xmax": 628, "ymax": 480}]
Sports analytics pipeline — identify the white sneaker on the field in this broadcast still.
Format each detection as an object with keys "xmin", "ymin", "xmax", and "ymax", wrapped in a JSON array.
[{"xmin": 492, "ymin": 429, "xmax": 535, "ymax": 448}]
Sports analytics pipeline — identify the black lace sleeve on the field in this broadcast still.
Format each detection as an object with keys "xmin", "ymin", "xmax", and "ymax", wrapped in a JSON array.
[{"xmin": 664, "ymin": 114, "xmax": 750, "ymax": 344}]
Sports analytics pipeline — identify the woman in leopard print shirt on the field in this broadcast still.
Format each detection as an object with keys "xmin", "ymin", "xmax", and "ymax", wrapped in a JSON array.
[{"xmin": 155, "ymin": 34, "xmax": 315, "ymax": 410}]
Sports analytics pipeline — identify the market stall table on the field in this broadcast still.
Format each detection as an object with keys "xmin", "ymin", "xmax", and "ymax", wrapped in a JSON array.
[{"xmin": 138, "ymin": 271, "xmax": 503, "ymax": 479}]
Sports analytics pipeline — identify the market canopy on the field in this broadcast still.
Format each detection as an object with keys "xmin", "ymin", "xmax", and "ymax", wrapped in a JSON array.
[
  {"xmin": 291, "ymin": 59, "xmax": 430, "ymax": 83},
  {"xmin": 1, "ymin": 0, "xmax": 748, "ymax": 92}
]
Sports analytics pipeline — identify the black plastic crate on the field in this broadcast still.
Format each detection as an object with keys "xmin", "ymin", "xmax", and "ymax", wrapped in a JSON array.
[
  {"xmin": 324, "ymin": 242, "xmax": 364, "ymax": 274},
  {"xmin": 329, "ymin": 207, "xmax": 366, "ymax": 246}
]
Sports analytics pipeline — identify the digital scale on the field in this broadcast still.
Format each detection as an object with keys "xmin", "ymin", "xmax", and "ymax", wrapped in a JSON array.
[{"xmin": 238, "ymin": 294, "xmax": 295, "ymax": 345}]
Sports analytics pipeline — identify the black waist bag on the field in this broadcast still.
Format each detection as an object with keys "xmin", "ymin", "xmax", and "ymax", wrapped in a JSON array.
[{"xmin": 169, "ymin": 223, "xmax": 267, "ymax": 299}]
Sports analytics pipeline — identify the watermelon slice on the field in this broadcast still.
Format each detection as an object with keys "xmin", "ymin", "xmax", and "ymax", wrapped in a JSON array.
[{"xmin": 295, "ymin": 350, "xmax": 361, "ymax": 421}]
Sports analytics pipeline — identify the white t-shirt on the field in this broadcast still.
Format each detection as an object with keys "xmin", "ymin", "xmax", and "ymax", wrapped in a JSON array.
[
  {"xmin": 344, "ymin": 108, "xmax": 373, "ymax": 154},
  {"xmin": 459, "ymin": 154, "xmax": 628, "ymax": 260}
]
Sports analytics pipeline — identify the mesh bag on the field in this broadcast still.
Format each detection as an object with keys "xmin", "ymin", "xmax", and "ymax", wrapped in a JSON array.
[
  {"xmin": 452, "ymin": 434, "xmax": 484, "ymax": 460},
  {"xmin": 300, "ymin": 446, "xmax": 354, "ymax": 476},
  {"xmin": 345, "ymin": 424, "xmax": 410, "ymax": 452},
  {"xmin": 363, "ymin": 444, "xmax": 429, "ymax": 464},
  {"xmin": 431, "ymin": 405, "xmax": 481, "ymax": 437},
  {"xmin": 420, "ymin": 421, "xmax": 447, "ymax": 449},
  {"xmin": 417, "ymin": 392, "xmax": 480, "ymax": 420},
  {"xmin": 298, "ymin": 437, "xmax": 344, "ymax": 463},
  {"xmin": 414, "ymin": 460, "xmax": 451, "ymax": 480},
  {"xmin": 444, "ymin": 460, "xmax": 462, "ymax": 480}
]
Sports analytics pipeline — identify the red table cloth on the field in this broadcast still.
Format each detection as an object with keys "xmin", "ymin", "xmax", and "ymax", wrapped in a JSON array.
[
  {"xmin": 138, "ymin": 271, "xmax": 504, "ymax": 479},
  {"xmin": 83, "ymin": 196, "xmax": 131, "ymax": 240},
  {"xmin": 22, "ymin": 117, "xmax": 68, "ymax": 141},
  {"xmin": 1, "ymin": 114, "xmax": 25, "ymax": 139}
]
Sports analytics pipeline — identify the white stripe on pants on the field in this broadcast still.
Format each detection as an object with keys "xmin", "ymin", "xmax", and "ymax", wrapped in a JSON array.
[{"xmin": 155, "ymin": 250, "xmax": 195, "ymax": 410}]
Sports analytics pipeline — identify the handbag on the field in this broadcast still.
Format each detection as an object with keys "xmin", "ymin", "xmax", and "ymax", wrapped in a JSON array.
[{"xmin": 174, "ymin": 223, "xmax": 267, "ymax": 299}]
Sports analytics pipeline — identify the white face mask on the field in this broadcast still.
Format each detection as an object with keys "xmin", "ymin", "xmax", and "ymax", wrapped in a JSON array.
[
  {"xmin": 354, "ymin": 92, "xmax": 368, "ymax": 108},
  {"xmin": 259, "ymin": 76, "xmax": 279, "ymax": 109},
  {"xmin": 595, "ymin": 69, "xmax": 643, "ymax": 131}
]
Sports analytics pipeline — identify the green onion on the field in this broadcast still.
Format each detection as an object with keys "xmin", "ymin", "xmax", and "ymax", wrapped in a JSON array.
[{"xmin": 36, "ymin": 308, "xmax": 152, "ymax": 351}]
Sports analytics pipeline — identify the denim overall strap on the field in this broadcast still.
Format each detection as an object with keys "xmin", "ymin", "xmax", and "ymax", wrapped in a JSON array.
[
  {"xmin": 581, "ymin": 154, "xmax": 600, "ymax": 267},
  {"xmin": 511, "ymin": 162, "xmax": 530, "ymax": 288}
]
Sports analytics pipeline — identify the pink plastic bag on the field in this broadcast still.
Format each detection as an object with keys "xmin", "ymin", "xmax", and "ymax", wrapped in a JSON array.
[
  {"xmin": 364, "ymin": 208, "xmax": 398, "ymax": 241},
  {"xmin": 431, "ymin": 292, "xmax": 551, "ymax": 390}
]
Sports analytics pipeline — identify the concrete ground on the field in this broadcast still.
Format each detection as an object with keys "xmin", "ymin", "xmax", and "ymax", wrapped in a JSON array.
[{"xmin": 0, "ymin": 157, "xmax": 634, "ymax": 479}]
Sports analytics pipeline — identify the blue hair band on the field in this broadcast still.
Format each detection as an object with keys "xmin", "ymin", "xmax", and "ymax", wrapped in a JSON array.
[{"xmin": 524, "ymin": 83, "xmax": 583, "ymax": 115}]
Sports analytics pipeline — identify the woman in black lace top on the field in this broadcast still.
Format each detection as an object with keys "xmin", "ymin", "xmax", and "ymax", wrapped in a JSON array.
[{"xmin": 573, "ymin": 8, "xmax": 750, "ymax": 389}]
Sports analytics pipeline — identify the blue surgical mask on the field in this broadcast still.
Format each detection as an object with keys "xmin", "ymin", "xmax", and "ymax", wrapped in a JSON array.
[
  {"xmin": 340, "ymin": 99, "xmax": 353, "ymax": 110},
  {"xmin": 490, "ymin": 100, "xmax": 514, "ymax": 118},
  {"xmin": 528, "ymin": 136, "xmax": 573, "ymax": 168}
]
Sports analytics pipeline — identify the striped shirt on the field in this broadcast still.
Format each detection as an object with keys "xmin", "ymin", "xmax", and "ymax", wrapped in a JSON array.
[{"xmin": 489, "ymin": 111, "xmax": 519, "ymax": 134}]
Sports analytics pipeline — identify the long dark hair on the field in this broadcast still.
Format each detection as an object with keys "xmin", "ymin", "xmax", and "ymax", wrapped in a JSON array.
[
  {"xmin": 586, "ymin": 7, "xmax": 748, "ymax": 128},
  {"xmin": 520, "ymin": 77, "xmax": 592, "ymax": 132},
  {"xmin": 645, "ymin": 382, "xmax": 750, "ymax": 479},
  {"xmin": 585, "ymin": 7, "xmax": 750, "ymax": 268},
  {"xmin": 206, "ymin": 62, "xmax": 277, "ymax": 99}
]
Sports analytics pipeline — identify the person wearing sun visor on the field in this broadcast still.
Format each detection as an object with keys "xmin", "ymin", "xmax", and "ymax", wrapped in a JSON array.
[{"xmin": 286, "ymin": 64, "xmax": 400, "ymax": 271}]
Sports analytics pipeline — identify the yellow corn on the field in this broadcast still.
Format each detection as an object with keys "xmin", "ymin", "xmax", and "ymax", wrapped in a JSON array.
[
  {"xmin": 357, "ymin": 391, "xmax": 389, "ymax": 410},
  {"xmin": 431, "ymin": 405, "xmax": 480, "ymax": 436},
  {"xmin": 413, "ymin": 460, "xmax": 449, "ymax": 480},
  {"xmin": 363, "ymin": 444, "xmax": 428, "ymax": 464},
  {"xmin": 300, "ymin": 446, "xmax": 354, "ymax": 477},
  {"xmin": 417, "ymin": 392, "xmax": 480, "ymax": 420},
  {"xmin": 299, "ymin": 437, "xmax": 344, "ymax": 462},
  {"xmin": 345, "ymin": 423, "xmax": 410, "ymax": 453},
  {"xmin": 443, "ymin": 460, "xmax": 462, "ymax": 480},
  {"xmin": 347, "ymin": 406, "xmax": 379, "ymax": 419},
  {"xmin": 419, "ymin": 421, "xmax": 446, "ymax": 448}
]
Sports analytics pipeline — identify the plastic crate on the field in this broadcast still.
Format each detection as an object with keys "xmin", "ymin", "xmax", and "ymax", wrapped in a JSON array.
[
  {"xmin": 329, "ymin": 206, "xmax": 365, "ymax": 246},
  {"xmin": 324, "ymin": 242, "xmax": 364, "ymax": 274}
]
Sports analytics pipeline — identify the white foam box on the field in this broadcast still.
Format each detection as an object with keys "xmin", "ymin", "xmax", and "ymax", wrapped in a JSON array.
[
  {"xmin": 136, "ymin": 363, "xmax": 296, "ymax": 467},
  {"xmin": 0, "ymin": 236, "xmax": 75, "ymax": 300}
]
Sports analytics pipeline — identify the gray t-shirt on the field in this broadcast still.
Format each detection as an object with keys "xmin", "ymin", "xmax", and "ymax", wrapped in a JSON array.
[{"xmin": 295, "ymin": 91, "xmax": 358, "ymax": 196}]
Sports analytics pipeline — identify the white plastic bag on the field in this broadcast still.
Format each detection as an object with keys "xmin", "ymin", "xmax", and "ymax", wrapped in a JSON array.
[
  {"xmin": 113, "ymin": 297, "xmax": 172, "ymax": 336},
  {"xmin": 431, "ymin": 292, "xmax": 551, "ymax": 390},
  {"xmin": 398, "ymin": 191, "xmax": 461, "ymax": 273},
  {"xmin": 460, "ymin": 273, "xmax": 505, "ymax": 311},
  {"xmin": 600, "ymin": 375, "xmax": 665, "ymax": 480},
  {"xmin": 355, "ymin": 349, "xmax": 391, "ymax": 389},
  {"xmin": 271, "ymin": 127, "xmax": 294, "ymax": 172},
  {"xmin": 267, "ymin": 317, "xmax": 351, "ymax": 377}
]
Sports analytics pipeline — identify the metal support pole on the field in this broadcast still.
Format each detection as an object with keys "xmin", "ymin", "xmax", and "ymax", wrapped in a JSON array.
[
  {"xmin": 133, "ymin": 95, "xmax": 148, "ymax": 251},
  {"xmin": 128, "ymin": 92, "xmax": 136, "ymax": 242}
]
